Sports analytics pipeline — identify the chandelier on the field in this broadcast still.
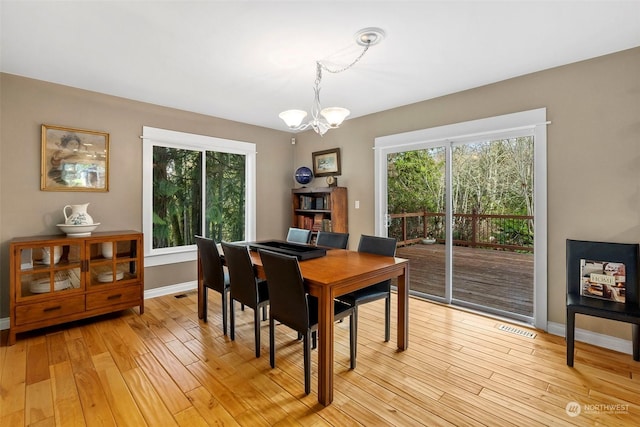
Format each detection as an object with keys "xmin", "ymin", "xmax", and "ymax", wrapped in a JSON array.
[{"xmin": 279, "ymin": 27, "xmax": 385, "ymax": 136}]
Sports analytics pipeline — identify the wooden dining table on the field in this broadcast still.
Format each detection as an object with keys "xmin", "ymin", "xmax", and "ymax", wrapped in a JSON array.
[{"xmin": 197, "ymin": 246, "xmax": 410, "ymax": 406}]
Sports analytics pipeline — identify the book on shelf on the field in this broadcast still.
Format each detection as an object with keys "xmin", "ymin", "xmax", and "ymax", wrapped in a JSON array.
[
  {"xmin": 298, "ymin": 194, "xmax": 330, "ymax": 210},
  {"xmin": 296, "ymin": 215, "xmax": 314, "ymax": 230},
  {"xmin": 299, "ymin": 195, "xmax": 313, "ymax": 210},
  {"xmin": 312, "ymin": 213, "xmax": 324, "ymax": 231},
  {"xmin": 580, "ymin": 259, "xmax": 626, "ymax": 303}
]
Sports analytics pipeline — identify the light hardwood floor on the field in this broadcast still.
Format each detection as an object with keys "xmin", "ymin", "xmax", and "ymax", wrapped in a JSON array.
[{"xmin": 2, "ymin": 290, "xmax": 640, "ymax": 426}]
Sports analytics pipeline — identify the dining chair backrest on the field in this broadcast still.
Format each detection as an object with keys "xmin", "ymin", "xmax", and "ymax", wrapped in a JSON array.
[
  {"xmin": 286, "ymin": 227, "xmax": 312, "ymax": 244},
  {"xmin": 195, "ymin": 235, "xmax": 226, "ymax": 293},
  {"xmin": 259, "ymin": 249, "xmax": 310, "ymax": 333},
  {"xmin": 358, "ymin": 235, "xmax": 397, "ymax": 258},
  {"xmin": 316, "ymin": 231, "xmax": 349, "ymax": 249},
  {"xmin": 221, "ymin": 242, "xmax": 261, "ymax": 307}
]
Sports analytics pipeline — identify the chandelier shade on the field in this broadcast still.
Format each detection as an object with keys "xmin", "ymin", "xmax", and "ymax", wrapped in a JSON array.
[
  {"xmin": 320, "ymin": 107, "xmax": 350, "ymax": 127},
  {"xmin": 279, "ymin": 110, "xmax": 308, "ymax": 128},
  {"xmin": 279, "ymin": 27, "xmax": 384, "ymax": 136}
]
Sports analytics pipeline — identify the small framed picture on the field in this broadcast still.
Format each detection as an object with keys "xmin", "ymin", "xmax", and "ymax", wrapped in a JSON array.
[
  {"xmin": 312, "ymin": 148, "xmax": 341, "ymax": 177},
  {"xmin": 41, "ymin": 124, "xmax": 109, "ymax": 192}
]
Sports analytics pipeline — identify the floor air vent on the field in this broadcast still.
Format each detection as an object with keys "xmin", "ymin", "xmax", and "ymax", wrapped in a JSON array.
[
  {"xmin": 174, "ymin": 290, "xmax": 197, "ymax": 299},
  {"xmin": 498, "ymin": 324, "xmax": 536, "ymax": 339}
]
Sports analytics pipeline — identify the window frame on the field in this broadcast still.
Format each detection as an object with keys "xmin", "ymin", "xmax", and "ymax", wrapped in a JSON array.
[{"xmin": 142, "ymin": 126, "xmax": 256, "ymax": 266}]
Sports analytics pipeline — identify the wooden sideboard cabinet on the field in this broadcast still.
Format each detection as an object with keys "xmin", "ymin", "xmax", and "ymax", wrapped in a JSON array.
[
  {"xmin": 8, "ymin": 230, "xmax": 144, "ymax": 345},
  {"xmin": 292, "ymin": 186, "xmax": 348, "ymax": 235}
]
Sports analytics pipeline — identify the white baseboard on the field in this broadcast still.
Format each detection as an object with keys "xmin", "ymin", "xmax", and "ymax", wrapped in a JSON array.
[
  {"xmin": 547, "ymin": 321, "xmax": 633, "ymax": 356},
  {"xmin": 0, "ymin": 281, "xmax": 197, "ymax": 332},
  {"xmin": 143, "ymin": 280, "xmax": 197, "ymax": 299}
]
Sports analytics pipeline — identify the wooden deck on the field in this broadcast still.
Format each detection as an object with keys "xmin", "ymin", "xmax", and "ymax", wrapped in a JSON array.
[{"xmin": 396, "ymin": 243, "xmax": 534, "ymax": 317}]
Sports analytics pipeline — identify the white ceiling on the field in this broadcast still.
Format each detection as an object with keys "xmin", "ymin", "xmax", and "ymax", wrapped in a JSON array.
[{"xmin": 2, "ymin": 1, "xmax": 639, "ymax": 132}]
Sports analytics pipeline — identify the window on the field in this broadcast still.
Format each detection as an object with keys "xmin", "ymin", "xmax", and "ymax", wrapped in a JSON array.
[{"xmin": 142, "ymin": 127, "xmax": 256, "ymax": 266}]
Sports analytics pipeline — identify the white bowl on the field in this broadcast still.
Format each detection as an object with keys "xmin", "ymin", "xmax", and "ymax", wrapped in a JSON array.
[
  {"xmin": 57, "ymin": 223, "xmax": 100, "ymax": 237},
  {"xmin": 30, "ymin": 277, "xmax": 71, "ymax": 293},
  {"xmin": 97, "ymin": 271, "xmax": 124, "ymax": 283}
]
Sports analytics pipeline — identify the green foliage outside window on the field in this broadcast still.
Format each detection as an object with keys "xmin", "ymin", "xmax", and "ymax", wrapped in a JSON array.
[
  {"xmin": 387, "ymin": 137, "xmax": 534, "ymax": 249},
  {"xmin": 205, "ymin": 151, "xmax": 245, "ymax": 242},
  {"xmin": 152, "ymin": 147, "xmax": 245, "ymax": 249}
]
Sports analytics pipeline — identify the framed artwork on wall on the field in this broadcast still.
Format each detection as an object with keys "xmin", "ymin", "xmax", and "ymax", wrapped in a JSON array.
[
  {"xmin": 41, "ymin": 124, "xmax": 109, "ymax": 192},
  {"xmin": 312, "ymin": 147, "xmax": 341, "ymax": 177}
]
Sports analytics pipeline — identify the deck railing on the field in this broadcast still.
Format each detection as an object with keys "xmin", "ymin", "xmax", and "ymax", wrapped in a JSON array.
[{"xmin": 388, "ymin": 209, "xmax": 534, "ymax": 252}]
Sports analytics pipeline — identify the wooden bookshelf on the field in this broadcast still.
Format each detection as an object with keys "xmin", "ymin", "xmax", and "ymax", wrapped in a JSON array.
[{"xmin": 292, "ymin": 187, "xmax": 348, "ymax": 235}]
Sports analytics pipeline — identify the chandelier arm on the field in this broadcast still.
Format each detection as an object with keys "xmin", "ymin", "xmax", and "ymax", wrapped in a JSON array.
[
  {"xmin": 289, "ymin": 122, "xmax": 311, "ymax": 132},
  {"xmin": 310, "ymin": 63, "xmax": 323, "ymax": 120}
]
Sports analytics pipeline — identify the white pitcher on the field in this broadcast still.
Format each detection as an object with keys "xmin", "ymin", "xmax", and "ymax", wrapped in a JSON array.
[
  {"xmin": 42, "ymin": 246, "xmax": 62, "ymax": 265},
  {"xmin": 63, "ymin": 203, "xmax": 94, "ymax": 225},
  {"xmin": 101, "ymin": 242, "xmax": 113, "ymax": 259}
]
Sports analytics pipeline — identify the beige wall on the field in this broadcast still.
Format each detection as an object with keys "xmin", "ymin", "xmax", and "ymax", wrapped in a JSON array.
[
  {"xmin": 293, "ymin": 47, "xmax": 640, "ymax": 338},
  {"xmin": 0, "ymin": 74, "xmax": 293, "ymax": 318},
  {"xmin": 2, "ymin": 47, "xmax": 639, "ymax": 340}
]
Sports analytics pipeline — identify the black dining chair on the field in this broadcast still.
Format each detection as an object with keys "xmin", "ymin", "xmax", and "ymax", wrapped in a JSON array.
[
  {"xmin": 259, "ymin": 249, "xmax": 356, "ymax": 395},
  {"xmin": 195, "ymin": 236, "xmax": 231, "ymax": 335},
  {"xmin": 336, "ymin": 235, "xmax": 397, "ymax": 355},
  {"xmin": 221, "ymin": 242, "xmax": 270, "ymax": 358},
  {"xmin": 286, "ymin": 227, "xmax": 312, "ymax": 244},
  {"xmin": 315, "ymin": 231, "xmax": 349, "ymax": 249}
]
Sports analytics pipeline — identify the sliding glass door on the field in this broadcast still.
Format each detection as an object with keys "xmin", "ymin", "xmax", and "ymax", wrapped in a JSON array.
[
  {"xmin": 387, "ymin": 146, "xmax": 448, "ymax": 299},
  {"xmin": 450, "ymin": 138, "xmax": 534, "ymax": 318},
  {"xmin": 375, "ymin": 109, "xmax": 547, "ymax": 328}
]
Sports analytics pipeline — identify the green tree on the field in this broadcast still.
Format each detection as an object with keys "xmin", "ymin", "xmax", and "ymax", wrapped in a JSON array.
[
  {"xmin": 387, "ymin": 137, "xmax": 534, "ymax": 248},
  {"xmin": 387, "ymin": 148, "xmax": 445, "ymax": 213},
  {"xmin": 152, "ymin": 147, "xmax": 245, "ymax": 249}
]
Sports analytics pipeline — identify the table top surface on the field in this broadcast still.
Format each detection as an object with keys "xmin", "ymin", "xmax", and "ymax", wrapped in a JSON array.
[{"xmin": 249, "ymin": 247, "xmax": 407, "ymax": 288}]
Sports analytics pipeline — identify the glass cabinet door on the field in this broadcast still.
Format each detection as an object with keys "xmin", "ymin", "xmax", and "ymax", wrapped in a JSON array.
[
  {"xmin": 87, "ymin": 238, "xmax": 140, "ymax": 287},
  {"xmin": 17, "ymin": 242, "xmax": 83, "ymax": 299}
]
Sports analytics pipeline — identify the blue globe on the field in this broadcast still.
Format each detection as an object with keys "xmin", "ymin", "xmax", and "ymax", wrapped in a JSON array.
[{"xmin": 294, "ymin": 166, "xmax": 313, "ymax": 185}]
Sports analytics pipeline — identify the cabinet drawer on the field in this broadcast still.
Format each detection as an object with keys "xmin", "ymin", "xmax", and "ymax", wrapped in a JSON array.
[
  {"xmin": 15, "ymin": 295, "xmax": 85, "ymax": 325},
  {"xmin": 86, "ymin": 286, "xmax": 141, "ymax": 310}
]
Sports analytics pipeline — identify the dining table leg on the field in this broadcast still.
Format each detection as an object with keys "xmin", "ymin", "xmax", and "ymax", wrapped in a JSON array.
[
  {"xmin": 397, "ymin": 264, "xmax": 410, "ymax": 350},
  {"xmin": 316, "ymin": 284, "xmax": 334, "ymax": 406}
]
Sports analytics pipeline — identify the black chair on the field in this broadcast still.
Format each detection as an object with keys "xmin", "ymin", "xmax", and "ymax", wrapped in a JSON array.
[
  {"xmin": 195, "ymin": 236, "xmax": 231, "ymax": 334},
  {"xmin": 259, "ymin": 249, "xmax": 356, "ymax": 395},
  {"xmin": 337, "ymin": 235, "xmax": 397, "ymax": 355},
  {"xmin": 566, "ymin": 239, "xmax": 640, "ymax": 366},
  {"xmin": 221, "ymin": 242, "xmax": 269, "ymax": 358},
  {"xmin": 286, "ymin": 227, "xmax": 312, "ymax": 244},
  {"xmin": 316, "ymin": 231, "xmax": 349, "ymax": 249}
]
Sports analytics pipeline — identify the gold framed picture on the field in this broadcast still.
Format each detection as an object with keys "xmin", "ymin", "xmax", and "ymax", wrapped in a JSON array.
[
  {"xmin": 312, "ymin": 147, "xmax": 341, "ymax": 177},
  {"xmin": 41, "ymin": 124, "xmax": 109, "ymax": 192}
]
